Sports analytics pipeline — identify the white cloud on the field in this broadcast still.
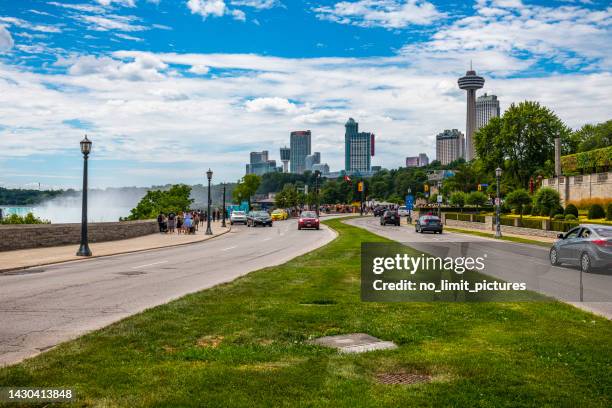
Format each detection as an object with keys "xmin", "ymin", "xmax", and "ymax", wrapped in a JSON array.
[
  {"xmin": 0, "ymin": 16, "xmax": 62, "ymax": 33},
  {"xmin": 230, "ymin": 0, "xmax": 280, "ymax": 9},
  {"xmin": 245, "ymin": 97, "xmax": 303, "ymax": 114},
  {"xmin": 81, "ymin": 14, "xmax": 147, "ymax": 31},
  {"xmin": 0, "ymin": 26, "xmax": 14, "ymax": 52},
  {"xmin": 187, "ymin": 0, "xmax": 228, "ymax": 18},
  {"xmin": 65, "ymin": 54, "xmax": 167, "ymax": 80},
  {"xmin": 115, "ymin": 32, "xmax": 144, "ymax": 41},
  {"xmin": 188, "ymin": 64, "xmax": 210, "ymax": 74},
  {"xmin": 314, "ymin": 0, "xmax": 445, "ymax": 28},
  {"xmin": 231, "ymin": 9, "xmax": 246, "ymax": 21},
  {"xmin": 96, "ymin": 0, "xmax": 137, "ymax": 7},
  {"xmin": 47, "ymin": 2, "xmax": 107, "ymax": 13}
]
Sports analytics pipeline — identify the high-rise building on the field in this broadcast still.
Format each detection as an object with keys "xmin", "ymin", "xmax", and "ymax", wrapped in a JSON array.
[
  {"xmin": 419, "ymin": 153, "xmax": 429, "ymax": 167},
  {"xmin": 290, "ymin": 130, "xmax": 311, "ymax": 174},
  {"xmin": 305, "ymin": 152, "xmax": 321, "ymax": 171},
  {"xmin": 312, "ymin": 163, "xmax": 330, "ymax": 175},
  {"xmin": 458, "ymin": 66, "xmax": 485, "ymax": 161},
  {"xmin": 406, "ymin": 156, "xmax": 420, "ymax": 168},
  {"xmin": 280, "ymin": 146, "xmax": 290, "ymax": 173},
  {"xmin": 246, "ymin": 150, "xmax": 277, "ymax": 176},
  {"xmin": 476, "ymin": 93, "xmax": 500, "ymax": 131},
  {"xmin": 436, "ymin": 129, "xmax": 465, "ymax": 165},
  {"xmin": 345, "ymin": 118, "xmax": 375, "ymax": 173}
]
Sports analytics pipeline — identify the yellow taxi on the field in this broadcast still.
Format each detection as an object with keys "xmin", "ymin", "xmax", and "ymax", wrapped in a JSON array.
[{"xmin": 271, "ymin": 209, "xmax": 288, "ymax": 221}]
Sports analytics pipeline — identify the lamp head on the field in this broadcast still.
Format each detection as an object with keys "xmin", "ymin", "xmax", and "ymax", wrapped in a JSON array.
[
  {"xmin": 80, "ymin": 135, "xmax": 92, "ymax": 155},
  {"xmin": 495, "ymin": 167, "xmax": 502, "ymax": 178},
  {"xmin": 206, "ymin": 168, "xmax": 213, "ymax": 181}
]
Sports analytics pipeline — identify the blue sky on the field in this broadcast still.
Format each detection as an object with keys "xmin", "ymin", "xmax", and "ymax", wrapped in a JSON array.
[{"xmin": 0, "ymin": 0, "xmax": 610, "ymax": 189}]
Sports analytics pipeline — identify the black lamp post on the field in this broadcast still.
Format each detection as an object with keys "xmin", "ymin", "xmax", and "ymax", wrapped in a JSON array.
[
  {"xmin": 314, "ymin": 170, "xmax": 321, "ymax": 217},
  {"xmin": 437, "ymin": 181, "xmax": 442, "ymax": 217},
  {"xmin": 206, "ymin": 169, "xmax": 213, "ymax": 235},
  {"xmin": 407, "ymin": 187, "xmax": 412, "ymax": 224},
  {"xmin": 221, "ymin": 182, "xmax": 227, "ymax": 228},
  {"xmin": 495, "ymin": 167, "xmax": 502, "ymax": 239},
  {"xmin": 76, "ymin": 135, "xmax": 92, "ymax": 257}
]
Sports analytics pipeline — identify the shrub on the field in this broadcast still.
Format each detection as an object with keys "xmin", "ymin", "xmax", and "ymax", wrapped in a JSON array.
[
  {"xmin": 505, "ymin": 188, "xmax": 532, "ymax": 218},
  {"xmin": 531, "ymin": 205, "xmax": 541, "ymax": 216},
  {"xmin": 0, "ymin": 212, "xmax": 49, "ymax": 224},
  {"xmin": 564, "ymin": 203, "xmax": 579, "ymax": 218},
  {"xmin": 449, "ymin": 192, "xmax": 466, "ymax": 208},
  {"xmin": 466, "ymin": 191, "xmax": 488, "ymax": 209},
  {"xmin": 553, "ymin": 214, "xmax": 565, "ymax": 220},
  {"xmin": 534, "ymin": 187, "xmax": 561, "ymax": 219},
  {"xmin": 549, "ymin": 205, "xmax": 564, "ymax": 218},
  {"xmin": 588, "ymin": 204, "xmax": 605, "ymax": 219},
  {"xmin": 608, "ymin": 203, "xmax": 612, "ymax": 221},
  {"xmin": 565, "ymin": 214, "xmax": 577, "ymax": 221},
  {"xmin": 523, "ymin": 203, "xmax": 532, "ymax": 215}
]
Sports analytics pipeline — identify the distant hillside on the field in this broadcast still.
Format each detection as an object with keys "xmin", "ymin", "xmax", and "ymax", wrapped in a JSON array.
[{"xmin": 0, "ymin": 187, "xmax": 64, "ymax": 206}]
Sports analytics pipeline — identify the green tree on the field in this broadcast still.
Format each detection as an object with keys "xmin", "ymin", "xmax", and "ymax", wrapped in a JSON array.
[
  {"xmin": 571, "ymin": 120, "xmax": 612, "ymax": 153},
  {"xmin": 233, "ymin": 174, "xmax": 261, "ymax": 207},
  {"xmin": 505, "ymin": 188, "xmax": 532, "ymax": 220},
  {"xmin": 127, "ymin": 184, "xmax": 194, "ymax": 220},
  {"xmin": 466, "ymin": 191, "xmax": 487, "ymax": 210},
  {"xmin": 475, "ymin": 101, "xmax": 571, "ymax": 188},
  {"xmin": 533, "ymin": 187, "xmax": 561, "ymax": 220},
  {"xmin": 449, "ymin": 192, "xmax": 466, "ymax": 209}
]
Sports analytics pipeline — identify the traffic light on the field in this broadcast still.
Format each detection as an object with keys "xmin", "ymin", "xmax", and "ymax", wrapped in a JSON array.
[
  {"xmin": 357, "ymin": 181, "xmax": 364, "ymax": 192},
  {"xmin": 478, "ymin": 184, "xmax": 482, "ymax": 191},
  {"xmin": 424, "ymin": 184, "xmax": 429, "ymax": 192}
]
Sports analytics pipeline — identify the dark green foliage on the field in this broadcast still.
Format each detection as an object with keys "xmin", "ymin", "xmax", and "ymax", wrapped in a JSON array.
[
  {"xmin": 607, "ymin": 204, "xmax": 612, "ymax": 221},
  {"xmin": 553, "ymin": 214, "xmax": 565, "ymax": 220},
  {"xmin": 0, "ymin": 212, "xmax": 50, "ymax": 224},
  {"xmin": 565, "ymin": 214, "xmax": 577, "ymax": 221},
  {"xmin": 549, "ymin": 205, "xmax": 564, "ymax": 218},
  {"xmin": 0, "ymin": 187, "xmax": 63, "ymax": 206},
  {"xmin": 127, "ymin": 184, "xmax": 194, "ymax": 220},
  {"xmin": 523, "ymin": 203, "xmax": 532, "ymax": 215},
  {"xmin": 505, "ymin": 188, "xmax": 532, "ymax": 218},
  {"xmin": 564, "ymin": 203, "xmax": 579, "ymax": 218},
  {"xmin": 534, "ymin": 187, "xmax": 561, "ymax": 219},
  {"xmin": 588, "ymin": 204, "xmax": 605, "ymax": 219}
]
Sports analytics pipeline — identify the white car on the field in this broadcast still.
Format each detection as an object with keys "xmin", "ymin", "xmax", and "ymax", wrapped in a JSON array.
[
  {"xmin": 230, "ymin": 210, "xmax": 247, "ymax": 225},
  {"xmin": 398, "ymin": 206, "xmax": 409, "ymax": 217}
]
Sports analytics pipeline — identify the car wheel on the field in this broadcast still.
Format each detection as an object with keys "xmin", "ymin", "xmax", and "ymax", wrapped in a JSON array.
[
  {"xmin": 230, "ymin": 221, "xmax": 233, "ymax": 225},
  {"xmin": 298, "ymin": 226, "xmax": 301, "ymax": 230},
  {"xmin": 580, "ymin": 252, "xmax": 592, "ymax": 273},
  {"xmin": 316, "ymin": 226, "xmax": 320, "ymax": 230},
  {"xmin": 549, "ymin": 248, "xmax": 560, "ymax": 266}
]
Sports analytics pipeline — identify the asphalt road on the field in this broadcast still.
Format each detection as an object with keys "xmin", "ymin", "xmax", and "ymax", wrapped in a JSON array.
[
  {"xmin": 348, "ymin": 216, "xmax": 612, "ymax": 319},
  {"xmin": 0, "ymin": 219, "xmax": 336, "ymax": 366}
]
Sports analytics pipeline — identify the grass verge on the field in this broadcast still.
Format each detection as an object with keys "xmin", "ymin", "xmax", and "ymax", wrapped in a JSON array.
[
  {"xmin": 0, "ymin": 219, "xmax": 610, "ymax": 407},
  {"xmin": 444, "ymin": 227, "xmax": 552, "ymax": 248}
]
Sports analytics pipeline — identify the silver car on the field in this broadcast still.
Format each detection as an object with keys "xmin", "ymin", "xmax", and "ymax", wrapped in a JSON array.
[
  {"xmin": 229, "ymin": 210, "xmax": 247, "ymax": 225},
  {"xmin": 550, "ymin": 225, "xmax": 612, "ymax": 273}
]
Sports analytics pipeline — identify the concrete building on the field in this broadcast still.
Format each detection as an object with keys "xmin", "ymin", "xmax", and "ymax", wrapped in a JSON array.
[
  {"xmin": 436, "ymin": 129, "xmax": 465, "ymax": 165},
  {"xmin": 246, "ymin": 150, "xmax": 278, "ymax": 176},
  {"xmin": 280, "ymin": 146, "xmax": 290, "ymax": 173},
  {"xmin": 305, "ymin": 152, "xmax": 321, "ymax": 171},
  {"xmin": 345, "ymin": 118, "xmax": 375, "ymax": 173},
  {"xmin": 406, "ymin": 156, "xmax": 420, "ymax": 168},
  {"xmin": 290, "ymin": 130, "xmax": 311, "ymax": 174},
  {"xmin": 312, "ymin": 163, "xmax": 330, "ymax": 175},
  {"xmin": 476, "ymin": 93, "xmax": 500, "ymax": 131},
  {"xmin": 458, "ymin": 66, "xmax": 485, "ymax": 161},
  {"xmin": 419, "ymin": 153, "xmax": 429, "ymax": 167}
]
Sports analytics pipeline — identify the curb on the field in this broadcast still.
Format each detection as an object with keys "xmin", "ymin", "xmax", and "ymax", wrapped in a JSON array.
[{"xmin": 0, "ymin": 225, "xmax": 232, "ymax": 275}]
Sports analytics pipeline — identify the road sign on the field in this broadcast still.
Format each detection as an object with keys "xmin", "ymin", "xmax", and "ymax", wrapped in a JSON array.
[
  {"xmin": 495, "ymin": 197, "xmax": 500, "ymax": 205},
  {"xmin": 405, "ymin": 194, "xmax": 414, "ymax": 210},
  {"xmin": 437, "ymin": 195, "xmax": 443, "ymax": 204}
]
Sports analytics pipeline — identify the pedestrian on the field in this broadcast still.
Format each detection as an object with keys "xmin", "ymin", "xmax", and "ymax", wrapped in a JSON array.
[
  {"xmin": 176, "ymin": 213, "xmax": 183, "ymax": 234},
  {"xmin": 157, "ymin": 212, "xmax": 164, "ymax": 233},
  {"xmin": 193, "ymin": 212, "xmax": 199, "ymax": 231},
  {"xmin": 168, "ymin": 212, "xmax": 176, "ymax": 233}
]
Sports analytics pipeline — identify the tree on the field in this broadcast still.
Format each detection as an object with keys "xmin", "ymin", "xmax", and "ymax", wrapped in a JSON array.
[
  {"xmin": 232, "ymin": 174, "xmax": 261, "ymax": 207},
  {"xmin": 449, "ymin": 192, "xmax": 466, "ymax": 209},
  {"xmin": 533, "ymin": 187, "xmax": 561, "ymax": 220},
  {"xmin": 475, "ymin": 101, "xmax": 571, "ymax": 188},
  {"xmin": 505, "ymin": 188, "xmax": 531, "ymax": 220},
  {"xmin": 571, "ymin": 120, "xmax": 612, "ymax": 153},
  {"xmin": 466, "ymin": 191, "xmax": 487, "ymax": 210},
  {"xmin": 127, "ymin": 184, "xmax": 194, "ymax": 220}
]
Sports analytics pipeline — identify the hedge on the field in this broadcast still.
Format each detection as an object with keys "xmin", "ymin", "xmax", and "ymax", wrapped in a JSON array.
[
  {"xmin": 550, "ymin": 221, "xmax": 580, "ymax": 232},
  {"xmin": 560, "ymin": 146, "xmax": 612, "ymax": 173}
]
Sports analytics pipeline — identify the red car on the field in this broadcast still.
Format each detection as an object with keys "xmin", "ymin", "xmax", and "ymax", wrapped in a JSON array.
[{"xmin": 298, "ymin": 211, "xmax": 320, "ymax": 230}]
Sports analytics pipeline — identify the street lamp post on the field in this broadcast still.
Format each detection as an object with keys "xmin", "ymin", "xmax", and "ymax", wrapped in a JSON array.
[
  {"xmin": 314, "ymin": 171, "xmax": 321, "ymax": 217},
  {"xmin": 495, "ymin": 167, "xmax": 502, "ymax": 239},
  {"xmin": 206, "ymin": 169, "xmax": 213, "ymax": 235},
  {"xmin": 437, "ymin": 181, "xmax": 442, "ymax": 218},
  {"xmin": 76, "ymin": 135, "xmax": 92, "ymax": 257},
  {"xmin": 221, "ymin": 182, "xmax": 227, "ymax": 228},
  {"xmin": 407, "ymin": 187, "xmax": 412, "ymax": 224}
]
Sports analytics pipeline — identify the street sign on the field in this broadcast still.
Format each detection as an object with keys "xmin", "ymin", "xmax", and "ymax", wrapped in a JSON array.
[
  {"xmin": 495, "ymin": 197, "xmax": 500, "ymax": 205},
  {"xmin": 437, "ymin": 195, "xmax": 443, "ymax": 204},
  {"xmin": 405, "ymin": 194, "xmax": 414, "ymax": 210}
]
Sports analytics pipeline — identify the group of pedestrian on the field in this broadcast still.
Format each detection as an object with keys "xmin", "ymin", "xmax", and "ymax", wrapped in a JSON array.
[{"xmin": 157, "ymin": 210, "xmax": 206, "ymax": 235}]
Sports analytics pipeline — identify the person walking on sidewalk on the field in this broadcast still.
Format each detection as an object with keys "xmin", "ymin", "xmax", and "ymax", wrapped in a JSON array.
[{"xmin": 157, "ymin": 212, "xmax": 164, "ymax": 233}]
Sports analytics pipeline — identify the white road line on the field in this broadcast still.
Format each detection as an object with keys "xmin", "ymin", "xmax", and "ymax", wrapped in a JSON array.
[
  {"xmin": 263, "ymin": 238, "xmax": 272, "ymax": 241},
  {"xmin": 221, "ymin": 246, "xmax": 237, "ymax": 251},
  {"xmin": 132, "ymin": 260, "xmax": 168, "ymax": 269}
]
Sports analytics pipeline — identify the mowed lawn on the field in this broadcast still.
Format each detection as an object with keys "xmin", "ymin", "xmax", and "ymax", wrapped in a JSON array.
[{"xmin": 1, "ymin": 219, "xmax": 611, "ymax": 407}]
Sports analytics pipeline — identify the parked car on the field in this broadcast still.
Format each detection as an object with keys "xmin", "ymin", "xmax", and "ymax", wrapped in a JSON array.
[
  {"xmin": 271, "ymin": 209, "xmax": 288, "ymax": 221},
  {"xmin": 415, "ymin": 215, "xmax": 443, "ymax": 234},
  {"xmin": 247, "ymin": 211, "xmax": 273, "ymax": 227},
  {"xmin": 398, "ymin": 206, "xmax": 409, "ymax": 217},
  {"xmin": 380, "ymin": 210, "xmax": 400, "ymax": 226},
  {"xmin": 298, "ymin": 211, "xmax": 319, "ymax": 230},
  {"xmin": 549, "ymin": 225, "xmax": 612, "ymax": 273},
  {"xmin": 230, "ymin": 210, "xmax": 247, "ymax": 225}
]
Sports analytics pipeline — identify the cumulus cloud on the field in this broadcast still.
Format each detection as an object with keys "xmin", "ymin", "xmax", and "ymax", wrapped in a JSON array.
[
  {"xmin": 65, "ymin": 54, "xmax": 167, "ymax": 80},
  {"xmin": 0, "ymin": 25, "xmax": 14, "ymax": 52},
  {"xmin": 230, "ymin": 0, "xmax": 280, "ymax": 9},
  {"xmin": 0, "ymin": 16, "xmax": 61, "ymax": 33},
  {"xmin": 314, "ymin": 0, "xmax": 445, "ymax": 28},
  {"xmin": 245, "ymin": 97, "xmax": 303, "ymax": 114},
  {"xmin": 187, "ymin": 0, "xmax": 228, "ymax": 18}
]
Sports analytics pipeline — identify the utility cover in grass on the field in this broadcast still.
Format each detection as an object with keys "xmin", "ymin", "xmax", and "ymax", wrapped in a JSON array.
[{"xmin": 309, "ymin": 333, "xmax": 397, "ymax": 353}]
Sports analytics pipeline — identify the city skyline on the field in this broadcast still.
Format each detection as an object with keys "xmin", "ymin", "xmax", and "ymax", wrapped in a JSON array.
[{"xmin": 0, "ymin": 0, "xmax": 610, "ymax": 188}]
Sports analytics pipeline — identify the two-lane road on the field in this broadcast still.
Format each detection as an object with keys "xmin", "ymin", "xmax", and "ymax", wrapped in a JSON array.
[
  {"xmin": 348, "ymin": 216, "xmax": 612, "ymax": 318},
  {"xmin": 0, "ymin": 219, "xmax": 336, "ymax": 366}
]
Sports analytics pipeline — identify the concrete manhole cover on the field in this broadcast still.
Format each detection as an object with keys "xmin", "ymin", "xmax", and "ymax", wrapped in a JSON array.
[
  {"xmin": 117, "ymin": 271, "xmax": 147, "ymax": 276},
  {"xmin": 308, "ymin": 333, "xmax": 397, "ymax": 353},
  {"xmin": 376, "ymin": 372, "xmax": 432, "ymax": 385}
]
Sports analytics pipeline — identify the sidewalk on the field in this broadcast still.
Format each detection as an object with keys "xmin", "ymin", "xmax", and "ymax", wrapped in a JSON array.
[{"xmin": 0, "ymin": 221, "xmax": 230, "ymax": 273}]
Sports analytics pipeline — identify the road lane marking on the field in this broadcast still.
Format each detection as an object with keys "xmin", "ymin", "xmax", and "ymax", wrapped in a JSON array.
[
  {"xmin": 221, "ymin": 246, "xmax": 237, "ymax": 251},
  {"xmin": 132, "ymin": 260, "xmax": 168, "ymax": 269},
  {"xmin": 263, "ymin": 238, "xmax": 272, "ymax": 241}
]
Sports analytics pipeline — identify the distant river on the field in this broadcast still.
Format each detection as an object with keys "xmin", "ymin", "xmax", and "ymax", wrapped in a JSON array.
[{"xmin": 0, "ymin": 205, "xmax": 133, "ymax": 223}]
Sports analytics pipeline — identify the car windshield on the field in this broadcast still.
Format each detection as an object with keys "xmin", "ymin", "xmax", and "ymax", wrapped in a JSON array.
[
  {"xmin": 254, "ymin": 211, "xmax": 269, "ymax": 217},
  {"xmin": 594, "ymin": 228, "xmax": 612, "ymax": 237},
  {"xmin": 399, "ymin": 206, "xmax": 407, "ymax": 210},
  {"xmin": 272, "ymin": 209, "xmax": 282, "ymax": 213},
  {"xmin": 233, "ymin": 211, "xmax": 245, "ymax": 215},
  {"xmin": 301, "ymin": 211, "xmax": 317, "ymax": 218}
]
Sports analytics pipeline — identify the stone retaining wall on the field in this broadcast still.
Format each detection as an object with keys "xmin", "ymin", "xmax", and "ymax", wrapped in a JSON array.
[
  {"xmin": 443, "ymin": 217, "xmax": 560, "ymax": 238},
  {"xmin": 0, "ymin": 220, "xmax": 158, "ymax": 252}
]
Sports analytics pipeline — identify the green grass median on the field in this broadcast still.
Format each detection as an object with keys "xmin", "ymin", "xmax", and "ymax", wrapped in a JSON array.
[{"xmin": 1, "ymin": 218, "xmax": 611, "ymax": 407}]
